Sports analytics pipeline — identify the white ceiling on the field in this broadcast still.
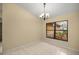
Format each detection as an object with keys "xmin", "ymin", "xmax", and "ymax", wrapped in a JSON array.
[{"xmin": 17, "ymin": 3, "xmax": 79, "ymax": 19}]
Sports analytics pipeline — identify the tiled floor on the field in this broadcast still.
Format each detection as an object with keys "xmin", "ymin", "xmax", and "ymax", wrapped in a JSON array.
[{"xmin": 3, "ymin": 42, "xmax": 79, "ymax": 55}]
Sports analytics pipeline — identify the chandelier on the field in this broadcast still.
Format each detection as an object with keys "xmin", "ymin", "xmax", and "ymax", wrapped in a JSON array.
[{"xmin": 40, "ymin": 3, "xmax": 50, "ymax": 20}]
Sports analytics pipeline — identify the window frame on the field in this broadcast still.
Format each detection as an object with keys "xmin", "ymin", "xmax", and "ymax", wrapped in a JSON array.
[{"xmin": 46, "ymin": 20, "xmax": 68, "ymax": 42}]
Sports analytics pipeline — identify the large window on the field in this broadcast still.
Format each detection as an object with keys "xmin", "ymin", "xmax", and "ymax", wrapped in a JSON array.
[{"xmin": 46, "ymin": 20, "xmax": 68, "ymax": 41}]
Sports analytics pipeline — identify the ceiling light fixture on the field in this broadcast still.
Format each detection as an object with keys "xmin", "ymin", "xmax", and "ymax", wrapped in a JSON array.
[{"xmin": 40, "ymin": 3, "xmax": 50, "ymax": 20}]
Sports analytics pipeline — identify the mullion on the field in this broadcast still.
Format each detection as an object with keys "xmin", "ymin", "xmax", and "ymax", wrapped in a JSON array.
[{"xmin": 54, "ymin": 22, "xmax": 56, "ymax": 39}]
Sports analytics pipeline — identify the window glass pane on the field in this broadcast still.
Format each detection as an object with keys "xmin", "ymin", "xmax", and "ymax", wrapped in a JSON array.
[
  {"xmin": 56, "ymin": 31, "xmax": 67, "ymax": 40},
  {"xmin": 46, "ymin": 23, "xmax": 54, "ymax": 31},
  {"xmin": 47, "ymin": 31, "xmax": 54, "ymax": 38},
  {"xmin": 56, "ymin": 21, "xmax": 67, "ymax": 30}
]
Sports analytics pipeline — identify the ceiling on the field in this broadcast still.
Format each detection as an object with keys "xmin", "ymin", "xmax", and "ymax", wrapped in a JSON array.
[{"xmin": 17, "ymin": 3, "xmax": 79, "ymax": 19}]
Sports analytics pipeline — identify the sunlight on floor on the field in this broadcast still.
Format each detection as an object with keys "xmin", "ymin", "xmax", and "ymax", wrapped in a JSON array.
[{"xmin": 57, "ymin": 50, "xmax": 67, "ymax": 55}]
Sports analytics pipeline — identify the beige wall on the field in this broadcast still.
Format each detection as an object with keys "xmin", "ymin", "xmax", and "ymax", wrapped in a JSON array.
[
  {"xmin": 3, "ymin": 4, "xmax": 42, "ymax": 51},
  {"xmin": 42, "ymin": 13, "xmax": 79, "ymax": 51},
  {"xmin": 0, "ymin": 6, "xmax": 2, "ymax": 23},
  {"xmin": 0, "ymin": 4, "xmax": 2, "ymax": 18},
  {"xmin": 0, "ymin": 14, "xmax": 2, "ymax": 18}
]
